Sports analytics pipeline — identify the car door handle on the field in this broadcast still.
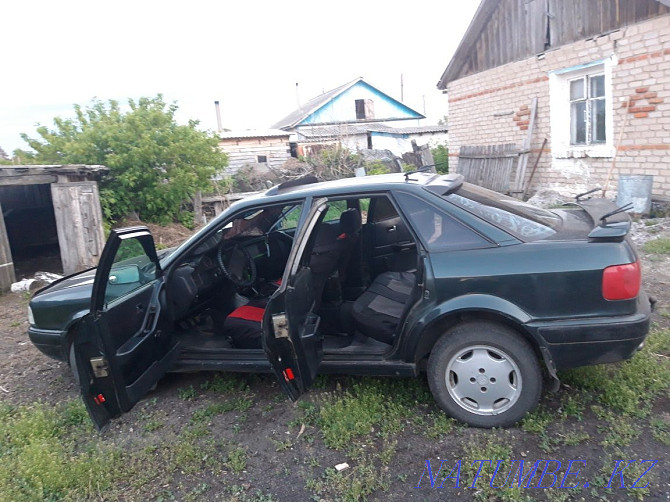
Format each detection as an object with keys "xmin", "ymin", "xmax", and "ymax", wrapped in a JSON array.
[
  {"xmin": 136, "ymin": 304, "xmax": 145, "ymax": 313},
  {"xmin": 387, "ymin": 225, "xmax": 397, "ymax": 232}
]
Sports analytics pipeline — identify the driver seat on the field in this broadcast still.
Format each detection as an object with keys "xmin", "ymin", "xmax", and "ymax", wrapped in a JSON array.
[{"xmin": 221, "ymin": 208, "xmax": 362, "ymax": 349}]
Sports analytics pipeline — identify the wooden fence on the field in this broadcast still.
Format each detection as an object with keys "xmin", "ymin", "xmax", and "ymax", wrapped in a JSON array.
[{"xmin": 457, "ymin": 144, "xmax": 519, "ymax": 193}]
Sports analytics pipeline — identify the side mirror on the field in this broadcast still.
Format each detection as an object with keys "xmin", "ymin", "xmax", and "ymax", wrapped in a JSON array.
[{"xmin": 108, "ymin": 265, "xmax": 141, "ymax": 285}]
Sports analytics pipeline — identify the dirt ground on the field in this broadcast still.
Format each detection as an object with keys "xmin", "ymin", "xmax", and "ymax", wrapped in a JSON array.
[{"xmin": 1, "ymin": 219, "xmax": 669, "ymax": 501}]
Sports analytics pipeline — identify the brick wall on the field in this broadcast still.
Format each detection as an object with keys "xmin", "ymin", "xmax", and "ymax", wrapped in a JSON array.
[{"xmin": 446, "ymin": 13, "xmax": 670, "ymax": 199}]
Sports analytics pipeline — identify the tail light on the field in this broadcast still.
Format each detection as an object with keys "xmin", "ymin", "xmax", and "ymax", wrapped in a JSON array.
[{"xmin": 602, "ymin": 261, "xmax": 640, "ymax": 300}]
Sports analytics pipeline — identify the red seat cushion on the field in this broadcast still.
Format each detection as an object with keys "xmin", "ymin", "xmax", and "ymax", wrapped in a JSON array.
[{"xmin": 227, "ymin": 305, "xmax": 265, "ymax": 323}]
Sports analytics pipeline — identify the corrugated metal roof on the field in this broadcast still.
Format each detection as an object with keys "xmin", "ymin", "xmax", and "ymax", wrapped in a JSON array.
[{"xmin": 219, "ymin": 129, "xmax": 291, "ymax": 140}]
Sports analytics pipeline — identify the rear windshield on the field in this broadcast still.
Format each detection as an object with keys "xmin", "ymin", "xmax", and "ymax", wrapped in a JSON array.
[{"xmin": 442, "ymin": 183, "xmax": 560, "ymax": 241}]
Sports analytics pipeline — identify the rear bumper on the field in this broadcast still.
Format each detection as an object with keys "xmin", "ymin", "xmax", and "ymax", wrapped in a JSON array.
[
  {"xmin": 528, "ymin": 292, "xmax": 652, "ymax": 370},
  {"xmin": 28, "ymin": 327, "xmax": 67, "ymax": 361}
]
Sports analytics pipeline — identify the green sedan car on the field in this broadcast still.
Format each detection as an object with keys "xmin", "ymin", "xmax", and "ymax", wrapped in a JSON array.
[{"xmin": 28, "ymin": 173, "xmax": 652, "ymax": 429}]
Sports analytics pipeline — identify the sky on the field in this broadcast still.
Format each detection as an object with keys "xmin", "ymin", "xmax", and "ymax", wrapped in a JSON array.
[{"xmin": 0, "ymin": 0, "xmax": 480, "ymax": 156}]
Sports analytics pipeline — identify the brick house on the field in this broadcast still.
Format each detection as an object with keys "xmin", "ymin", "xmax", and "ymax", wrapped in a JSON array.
[{"xmin": 438, "ymin": 0, "xmax": 670, "ymax": 200}]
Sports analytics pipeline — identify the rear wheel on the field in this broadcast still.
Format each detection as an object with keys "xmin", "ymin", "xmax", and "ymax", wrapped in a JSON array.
[{"xmin": 427, "ymin": 321, "xmax": 542, "ymax": 428}]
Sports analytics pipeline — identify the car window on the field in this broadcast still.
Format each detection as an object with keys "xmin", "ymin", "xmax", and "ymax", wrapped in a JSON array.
[
  {"xmin": 443, "ymin": 184, "xmax": 557, "ymax": 241},
  {"xmin": 358, "ymin": 198, "xmax": 370, "ymax": 224},
  {"xmin": 323, "ymin": 200, "xmax": 348, "ymax": 223},
  {"xmin": 370, "ymin": 196, "xmax": 398, "ymax": 222},
  {"xmin": 225, "ymin": 203, "xmax": 302, "ymax": 239},
  {"xmin": 394, "ymin": 192, "xmax": 492, "ymax": 252},
  {"xmin": 105, "ymin": 237, "xmax": 157, "ymax": 305},
  {"xmin": 276, "ymin": 204, "xmax": 303, "ymax": 231}
]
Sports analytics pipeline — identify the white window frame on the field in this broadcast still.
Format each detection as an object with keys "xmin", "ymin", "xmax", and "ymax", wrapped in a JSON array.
[{"xmin": 549, "ymin": 57, "xmax": 616, "ymax": 158}]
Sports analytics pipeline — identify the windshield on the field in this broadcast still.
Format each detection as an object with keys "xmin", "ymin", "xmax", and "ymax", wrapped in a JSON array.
[{"xmin": 443, "ymin": 183, "xmax": 560, "ymax": 241}]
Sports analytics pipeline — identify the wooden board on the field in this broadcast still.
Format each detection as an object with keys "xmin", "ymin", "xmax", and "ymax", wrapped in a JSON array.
[
  {"xmin": 51, "ymin": 182, "xmax": 106, "ymax": 276},
  {"xmin": 0, "ymin": 200, "xmax": 16, "ymax": 292},
  {"xmin": 457, "ymin": 144, "xmax": 519, "ymax": 193}
]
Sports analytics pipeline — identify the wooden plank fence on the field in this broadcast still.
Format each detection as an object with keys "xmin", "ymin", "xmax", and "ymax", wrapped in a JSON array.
[{"xmin": 457, "ymin": 144, "xmax": 519, "ymax": 193}]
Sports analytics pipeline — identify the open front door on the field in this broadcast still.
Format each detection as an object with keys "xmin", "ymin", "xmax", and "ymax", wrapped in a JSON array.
[
  {"xmin": 73, "ymin": 227, "xmax": 179, "ymax": 431},
  {"xmin": 263, "ymin": 198, "xmax": 328, "ymax": 400}
]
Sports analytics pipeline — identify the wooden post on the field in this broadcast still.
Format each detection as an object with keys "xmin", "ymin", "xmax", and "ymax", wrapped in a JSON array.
[
  {"xmin": 0, "ymin": 200, "xmax": 16, "ymax": 291},
  {"xmin": 193, "ymin": 190, "xmax": 203, "ymax": 227},
  {"xmin": 51, "ymin": 182, "xmax": 106, "ymax": 275},
  {"xmin": 513, "ymin": 97, "xmax": 538, "ymax": 196}
]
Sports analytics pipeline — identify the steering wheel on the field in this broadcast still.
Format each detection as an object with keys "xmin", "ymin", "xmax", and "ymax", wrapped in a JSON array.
[{"xmin": 217, "ymin": 241, "xmax": 257, "ymax": 287}]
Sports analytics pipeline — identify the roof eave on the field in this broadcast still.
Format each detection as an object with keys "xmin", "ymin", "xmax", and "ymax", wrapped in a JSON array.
[{"xmin": 437, "ymin": 0, "xmax": 498, "ymax": 90}]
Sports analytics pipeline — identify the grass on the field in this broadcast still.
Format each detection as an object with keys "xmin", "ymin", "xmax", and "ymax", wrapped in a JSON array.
[
  {"xmin": 224, "ymin": 447, "xmax": 247, "ymax": 473},
  {"xmin": 1, "ymin": 325, "xmax": 667, "ymax": 500},
  {"xmin": 642, "ymin": 237, "xmax": 670, "ymax": 254},
  {"xmin": 201, "ymin": 372, "xmax": 250, "ymax": 394},
  {"xmin": 559, "ymin": 328, "xmax": 670, "ymax": 418},
  {"xmin": 300, "ymin": 378, "xmax": 432, "ymax": 501},
  {"xmin": 0, "ymin": 401, "xmax": 115, "ymax": 502},
  {"xmin": 650, "ymin": 417, "xmax": 670, "ymax": 445},
  {"xmin": 310, "ymin": 378, "xmax": 431, "ymax": 450},
  {"xmin": 178, "ymin": 385, "xmax": 197, "ymax": 400}
]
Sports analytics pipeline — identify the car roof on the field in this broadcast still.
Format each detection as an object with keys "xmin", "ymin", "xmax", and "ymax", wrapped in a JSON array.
[{"xmin": 235, "ymin": 172, "xmax": 457, "ymax": 208}]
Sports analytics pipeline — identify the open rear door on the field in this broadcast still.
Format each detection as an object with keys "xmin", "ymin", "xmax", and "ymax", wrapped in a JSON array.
[
  {"xmin": 73, "ymin": 227, "xmax": 180, "ymax": 431},
  {"xmin": 263, "ymin": 198, "xmax": 328, "ymax": 400}
]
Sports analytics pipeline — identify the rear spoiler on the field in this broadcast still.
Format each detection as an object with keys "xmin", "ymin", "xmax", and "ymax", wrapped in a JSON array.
[{"xmin": 575, "ymin": 198, "xmax": 631, "ymax": 241}]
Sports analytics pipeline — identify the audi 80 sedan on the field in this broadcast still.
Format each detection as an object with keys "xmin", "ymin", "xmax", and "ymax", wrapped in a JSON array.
[{"xmin": 27, "ymin": 173, "xmax": 652, "ymax": 429}]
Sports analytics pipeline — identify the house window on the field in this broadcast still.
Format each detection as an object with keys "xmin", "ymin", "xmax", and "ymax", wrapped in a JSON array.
[
  {"xmin": 355, "ymin": 99, "xmax": 374, "ymax": 120},
  {"xmin": 569, "ymin": 74, "xmax": 606, "ymax": 145},
  {"xmin": 257, "ymin": 155, "xmax": 267, "ymax": 163},
  {"xmin": 549, "ymin": 58, "xmax": 615, "ymax": 158}
]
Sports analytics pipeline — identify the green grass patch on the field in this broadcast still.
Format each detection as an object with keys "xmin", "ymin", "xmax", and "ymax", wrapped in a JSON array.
[
  {"xmin": 424, "ymin": 411, "xmax": 459, "ymax": 439},
  {"xmin": 224, "ymin": 447, "xmax": 247, "ymax": 473},
  {"xmin": 178, "ymin": 385, "xmax": 197, "ymax": 400},
  {"xmin": 0, "ymin": 401, "xmax": 116, "ymax": 502},
  {"xmin": 312, "ymin": 378, "xmax": 431, "ymax": 450},
  {"xmin": 560, "ymin": 328, "xmax": 670, "ymax": 418},
  {"xmin": 201, "ymin": 372, "xmax": 250, "ymax": 393},
  {"xmin": 459, "ymin": 432, "xmax": 533, "ymax": 502},
  {"xmin": 642, "ymin": 237, "xmax": 670, "ymax": 254},
  {"xmin": 650, "ymin": 417, "xmax": 670, "ymax": 445},
  {"xmin": 306, "ymin": 451, "xmax": 392, "ymax": 502},
  {"xmin": 520, "ymin": 405, "xmax": 554, "ymax": 434}
]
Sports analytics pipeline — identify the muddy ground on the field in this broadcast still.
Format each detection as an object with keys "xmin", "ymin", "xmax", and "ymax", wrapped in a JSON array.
[{"xmin": 1, "ymin": 219, "xmax": 669, "ymax": 501}]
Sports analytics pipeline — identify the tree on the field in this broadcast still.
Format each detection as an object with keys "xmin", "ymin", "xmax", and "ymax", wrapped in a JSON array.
[
  {"xmin": 19, "ymin": 95, "xmax": 228, "ymax": 224},
  {"xmin": 431, "ymin": 143, "xmax": 449, "ymax": 174}
]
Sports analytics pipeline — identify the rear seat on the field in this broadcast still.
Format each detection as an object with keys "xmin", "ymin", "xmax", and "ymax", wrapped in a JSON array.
[{"xmin": 351, "ymin": 271, "xmax": 416, "ymax": 344}]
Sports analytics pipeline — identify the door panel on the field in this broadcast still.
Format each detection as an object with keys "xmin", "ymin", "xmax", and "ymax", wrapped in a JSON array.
[
  {"xmin": 73, "ymin": 227, "xmax": 178, "ymax": 430},
  {"xmin": 263, "ymin": 198, "xmax": 328, "ymax": 400},
  {"xmin": 369, "ymin": 204, "xmax": 417, "ymax": 275}
]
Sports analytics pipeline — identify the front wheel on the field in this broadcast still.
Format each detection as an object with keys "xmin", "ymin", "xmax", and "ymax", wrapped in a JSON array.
[{"xmin": 427, "ymin": 321, "xmax": 542, "ymax": 428}]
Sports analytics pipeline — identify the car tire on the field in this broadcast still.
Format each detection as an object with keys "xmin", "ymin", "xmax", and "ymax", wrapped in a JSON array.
[
  {"xmin": 68, "ymin": 342, "xmax": 81, "ymax": 388},
  {"xmin": 427, "ymin": 321, "xmax": 542, "ymax": 428}
]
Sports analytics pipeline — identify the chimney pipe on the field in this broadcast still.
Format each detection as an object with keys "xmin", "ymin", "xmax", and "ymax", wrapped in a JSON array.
[{"xmin": 214, "ymin": 100, "xmax": 223, "ymax": 133}]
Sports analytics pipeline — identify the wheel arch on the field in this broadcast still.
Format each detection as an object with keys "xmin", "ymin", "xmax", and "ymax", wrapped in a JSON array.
[
  {"xmin": 412, "ymin": 308, "xmax": 546, "ymax": 374},
  {"xmin": 61, "ymin": 311, "xmax": 88, "ymax": 363}
]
